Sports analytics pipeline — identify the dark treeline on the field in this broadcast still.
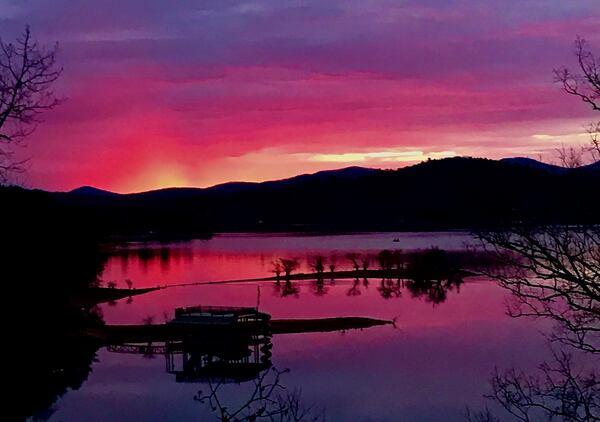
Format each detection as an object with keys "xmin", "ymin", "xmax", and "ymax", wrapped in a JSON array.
[
  {"xmin": 3, "ymin": 187, "xmax": 108, "ymax": 421},
  {"xmin": 4, "ymin": 157, "xmax": 600, "ymax": 235}
]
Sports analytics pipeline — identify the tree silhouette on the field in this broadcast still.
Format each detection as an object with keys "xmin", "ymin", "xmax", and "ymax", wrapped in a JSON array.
[
  {"xmin": 377, "ymin": 250, "xmax": 394, "ymax": 271},
  {"xmin": 195, "ymin": 367, "xmax": 325, "ymax": 421},
  {"xmin": 279, "ymin": 258, "xmax": 300, "ymax": 279},
  {"xmin": 360, "ymin": 255, "xmax": 370, "ymax": 271},
  {"xmin": 272, "ymin": 261, "xmax": 283, "ymax": 282},
  {"xmin": 308, "ymin": 255, "xmax": 326, "ymax": 276},
  {"xmin": 0, "ymin": 26, "xmax": 62, "ymax": 183},
  {"xmin": 328, "ymin": 255, "xmax": 337, "ymax": 274},
  {"xmin": 345, "ymin": 253, "xmax": 360, "ymax": 272},
  {"xmin": 554, "ymin": 37, "xmax": 600, "ymax": 163},
  {"xmin": 467, "ymin": 351, "xmax": 600, "ymax": 422},
  {"xmin": 478, "ymin": 225, "xmax": 600, "ymax": 354},
  {"xmin": 468, "ymin": 40, "xmax": 600, "ymax": 420}
]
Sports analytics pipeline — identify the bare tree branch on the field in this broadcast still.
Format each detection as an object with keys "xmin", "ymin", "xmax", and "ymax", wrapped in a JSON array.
[
  {"xmin": 477, "ymin": 225, "xmax": 600, "ymax": 354},
  {"xmin": 0, "ymin": 26, "xmax": 63, "ymax": 183}
]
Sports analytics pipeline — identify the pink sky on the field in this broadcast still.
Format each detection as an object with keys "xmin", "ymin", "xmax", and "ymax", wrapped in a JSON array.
[{"xmin": 2, "ymin": 0, "xmax": 600, "ymax": 192}]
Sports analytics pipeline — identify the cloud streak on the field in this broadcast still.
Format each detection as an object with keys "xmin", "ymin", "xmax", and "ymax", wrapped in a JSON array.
[{"xmin": 1, "ymin": 0, "xmax": 599, "ymax": 191}]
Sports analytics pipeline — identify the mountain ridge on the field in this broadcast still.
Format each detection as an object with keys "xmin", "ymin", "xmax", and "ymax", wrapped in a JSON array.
[
  {"xmin": 67, "ymin": 158, "xmax": 599, "ymax": 196},
  {"xmin": 5, "ymin": 156, "xmax": 600, "ymax": 237}
]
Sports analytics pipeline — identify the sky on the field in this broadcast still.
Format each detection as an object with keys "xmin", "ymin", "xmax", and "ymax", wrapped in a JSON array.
[{"xmin": 1, "ymin": 0, "xmax": 600, "ymax": 192}]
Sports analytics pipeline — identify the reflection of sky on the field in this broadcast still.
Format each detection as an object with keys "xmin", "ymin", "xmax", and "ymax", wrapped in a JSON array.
[
  {"xmin": 42, "ymin": 233, "xmax": 555, "ymax": 420},
  {"xmin": 2, "ymin": 1, "xmax": 600, "ymax": 191},
  {"xmin": 52, "ymin": 283, "xmax": 551, "ymax": 421},
  {"xmin": 100, "ymin": 232, "xmax": 479, "ymax": 323}
]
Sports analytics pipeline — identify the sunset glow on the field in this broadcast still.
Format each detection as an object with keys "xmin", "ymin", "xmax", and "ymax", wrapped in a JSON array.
[{"xmin": 2, "ymin": 1, "xmax": 599, "ymax": 192}]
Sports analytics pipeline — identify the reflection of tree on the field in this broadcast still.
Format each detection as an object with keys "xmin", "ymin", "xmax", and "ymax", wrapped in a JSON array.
[
  {"xmin": 311, "ymin": 279, "xmax": 328, "ymax": 296},
  {"xmin": 195, "ymin": 367, "xmax": 325, "ymax": 422},
  {"xmin": 377, "ymin": 278, "xmax": 402, "ymax": 300},
  {"xmin": 405, "ymin": 278, "xmax": 462, "ymax": 305},
  {"xmin": 274, "ymin": 280, "xmax": 300, "ymax": 298},
  {"xmin": 347, "ymin": 278, "xmax": 362, "ymax": 296}
]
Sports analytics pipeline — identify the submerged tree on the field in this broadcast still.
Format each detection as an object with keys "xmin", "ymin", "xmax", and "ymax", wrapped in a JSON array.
[
  {"xmin": 272, "ymin": 261, "xmax": 283, "ymax": 281},
  {"xmin": 308, "ymin": 255, "xmax": 326, "ymax": 276},
  {"xmin": 0, "ymin": 26, "xmax": 62, "ymax": 183},
  {"xmin": 279, "ymin": 258, "xmax": 300, "ymax": 279},
  {"xmin": 346, "ymin": 253, "xmax": 361, "ymax": 272},
  {"xmin": 328, "ymin": 255, "xmax": 337, "ymax": 274},
  {"xmin": 377, "ymin": 249, "xmax": 395, "ymax": 272}
]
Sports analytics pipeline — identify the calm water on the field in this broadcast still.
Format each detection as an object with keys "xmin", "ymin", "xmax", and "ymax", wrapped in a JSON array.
[{"xmin": 47, "ymin": 232, "xmax": 551, "ymax": 421}]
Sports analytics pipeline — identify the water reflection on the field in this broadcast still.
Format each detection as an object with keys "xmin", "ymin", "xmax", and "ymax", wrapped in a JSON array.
[
  {"xmin": 110, "ymin": 244, "xmax": 194, "ymax": 275},
  {"xmin": 9, "ymin": 233, "xmax": 550, "ymax": 421},
  {"xmin": 261, "ymin": 248, "xmax": 470, "ymax": 304},
  {"xmin": 108, "ymin": 306, "xmax": 274, "ymax": 384}
]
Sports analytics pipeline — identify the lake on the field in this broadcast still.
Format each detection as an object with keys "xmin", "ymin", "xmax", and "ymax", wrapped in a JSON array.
[{"xmin": 43, "ymin": 232, "xmax": 552, "ymax": 421}]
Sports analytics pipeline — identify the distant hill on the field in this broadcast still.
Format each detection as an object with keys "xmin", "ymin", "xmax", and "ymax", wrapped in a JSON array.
[
  {"xmin": 4, "ymin": 157, "xmax": 600, "ymax": 236},
  {"xmin": 499, "ymin": 157, "xmax": 569, "ymax": 174},
  {"xmin": 69, "ymin": 185, "xmax": 120, "ymax": 196}
]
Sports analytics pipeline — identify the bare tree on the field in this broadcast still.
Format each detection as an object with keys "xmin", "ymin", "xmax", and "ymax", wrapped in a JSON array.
[
  {"xmin": 0, "ymin": 26, "xmax": 62, "ymax": 183},
  {"xmin": 469, "ymin": 351, "xmax": 600, "ymax": 422},
  {"xmin": 472, "ymin": 226, "xmax": 600, "ymax": 421},
  {"xmin": 555, "ymin": 37, "xmax": 600, "ymax": 114},
  {"xmin": 195, "ymin": 367, "xmax": 325, "ymax": 421},
  {"xmin": 478, "ymin": 226, "xmax": 600, "ymax": 354},
  {"xmin": 554, "ymin": 37, "xmax": 600, "ymax": 164},
  {"xmin": 468, "ymin": 36, "xmax": 600, "ymax": 422},
  {"xmin": 556, "ymin": 144, "xmax": 585, "ymax": 168}
]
